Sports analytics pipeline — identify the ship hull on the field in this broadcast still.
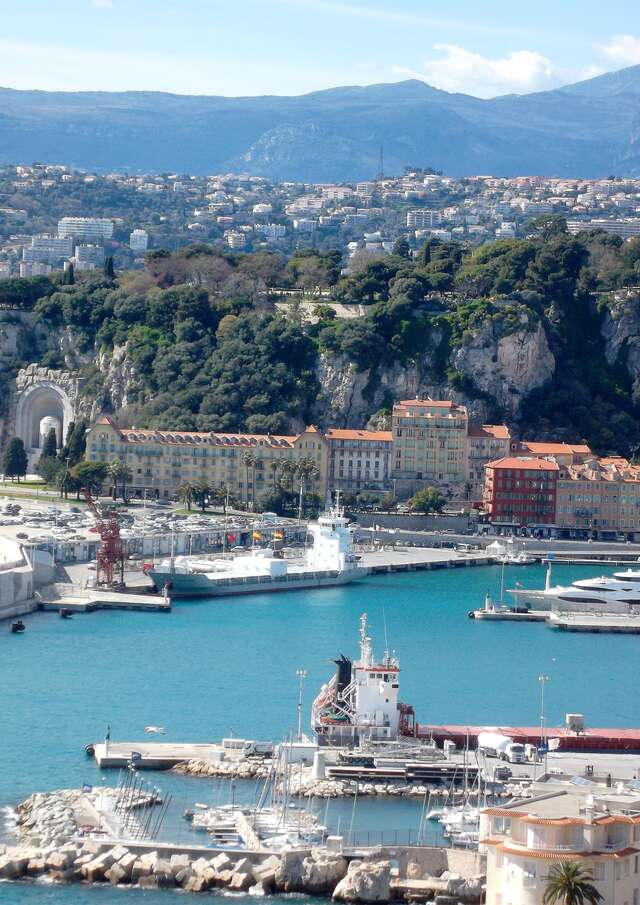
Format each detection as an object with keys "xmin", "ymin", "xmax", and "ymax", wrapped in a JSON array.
[{"xmin": 147, "ymin": 567, "xmax": 360, "ymax": 599}]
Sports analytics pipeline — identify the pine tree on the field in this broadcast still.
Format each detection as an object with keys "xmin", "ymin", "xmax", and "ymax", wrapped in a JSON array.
[
  {"xmin": 103, "ymin": 256, "xmax": 115, "ymax": 279},
  {"xmin": 62, "ymin": 263, "xmax": 75, "ymax": 285},
  {"xmin": 2, "ymin": 437, "xmax": 28, "ymax": 482}
]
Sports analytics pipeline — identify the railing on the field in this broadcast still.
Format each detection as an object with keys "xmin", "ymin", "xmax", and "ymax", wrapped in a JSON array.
[{"xmin": 344, "ymin": 828, "xmax": 443, "ymax": 848}]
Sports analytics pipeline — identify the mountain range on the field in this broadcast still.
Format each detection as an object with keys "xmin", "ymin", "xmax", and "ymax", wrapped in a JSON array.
[{"xmin": 1, "ymin": 66, "xmax": 640, "ymax": 181}]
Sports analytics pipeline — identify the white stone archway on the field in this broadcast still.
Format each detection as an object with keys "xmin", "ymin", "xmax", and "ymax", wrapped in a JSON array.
[{"xmin": 15, "ymin": 381, "xmax": 75, "ymax": 469}]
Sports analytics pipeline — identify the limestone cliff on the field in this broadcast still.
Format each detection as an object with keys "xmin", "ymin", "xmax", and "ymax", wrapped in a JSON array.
[
  {"xmin": 600, "ymin": 291, "xmax": 640, "ymax": 381},
  {"xmin": 314, "ymin": 315, "xmax": 555, "ymax": 427}
]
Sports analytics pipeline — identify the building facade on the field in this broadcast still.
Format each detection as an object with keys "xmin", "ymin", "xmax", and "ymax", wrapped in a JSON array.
[
  {"xmin": 57, "ymin": 217, "xmax": 114, "ymax": 241},
  {"xmin": 85, "ymin": 418, "xmax": 328, "ymax": 503},
  {"xmin": 483, "ymin": 456, "xmax": 559, "ymax": 527},
  {"xmin": 556, "ymin": 458, "xmax": 640, "ymax": 539},
  {"xmin": 325, "ymin": 429, "xmax": 393, "ymax": 495},
  {"xmin": 482, "ymin": 788, "xmax": 640, "ymax": 905},
  {"xmin": 467, "ymin": 425, "xmax": 512, "ymax": 501},
  {"xmin": 392, "ymin": 399, "xmax": 468, "ymax": 495}
]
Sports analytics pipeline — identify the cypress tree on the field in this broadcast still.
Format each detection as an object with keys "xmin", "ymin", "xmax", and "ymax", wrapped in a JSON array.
[
  {"xmin": 3, "ymin": 437, "xmax": 28, "ymax": 481},
  {"xmin": 41, "ymin": 427, "xmax": 57, "ymax": 459},
  {"xmin": 62, "ymin": 263, "xmax": 75, "ymax": 285},
  {"xmin": 104, "ymin": 256, "xmax": 115, "ymax": 279}
]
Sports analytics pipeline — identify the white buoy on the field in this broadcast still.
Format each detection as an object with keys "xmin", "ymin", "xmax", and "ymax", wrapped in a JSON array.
[{"xmin": 311, "ymin": 750, "xmax": 326, "ymax": 779}]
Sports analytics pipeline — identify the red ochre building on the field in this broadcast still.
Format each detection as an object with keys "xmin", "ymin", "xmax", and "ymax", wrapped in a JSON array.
[{"xmin": 483, "ymin": 456, "xmax": 560, "ymax": 527}]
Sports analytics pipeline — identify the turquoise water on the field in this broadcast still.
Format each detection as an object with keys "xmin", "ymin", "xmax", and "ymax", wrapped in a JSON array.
[{"xmin": 1, "ymin": 562, "xmax": 637, "ymax": 902}]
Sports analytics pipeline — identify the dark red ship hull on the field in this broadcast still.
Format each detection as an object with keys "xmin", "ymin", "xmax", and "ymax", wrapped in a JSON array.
[{"xmin": 414, "ymin": 724, "xmax": 640, "ymax": 752}]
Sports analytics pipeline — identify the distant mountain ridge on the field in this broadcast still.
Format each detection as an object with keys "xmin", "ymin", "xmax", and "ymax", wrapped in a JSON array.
[{"xmin": 1, "ymin": 67, "xmax": 640, "ymax": 181}]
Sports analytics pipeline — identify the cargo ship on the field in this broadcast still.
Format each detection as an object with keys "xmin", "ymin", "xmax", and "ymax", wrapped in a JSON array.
[{"xmin": 147, "ymin": 503, "xmax": 360, "ymax": 599}]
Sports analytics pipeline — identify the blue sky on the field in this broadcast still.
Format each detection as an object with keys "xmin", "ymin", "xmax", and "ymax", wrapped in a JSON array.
[{"xmin": 2, "ymin": 0, "xmax": 639, "ymax": 97}]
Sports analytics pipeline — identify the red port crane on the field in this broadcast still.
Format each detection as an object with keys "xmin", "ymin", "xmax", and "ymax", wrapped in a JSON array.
[{"xmin": 83, "ymin": 488, "xmax": 126, "ymax": 587}]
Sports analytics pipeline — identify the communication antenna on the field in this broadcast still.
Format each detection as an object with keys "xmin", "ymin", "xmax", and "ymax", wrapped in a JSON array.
[
  {"xmin": 376, "ymin": 145, "xmax": 384, "ymax": 182},
  {"xmin": 382, "ymin": 605, "xmax": 389, "ymax": 659}
]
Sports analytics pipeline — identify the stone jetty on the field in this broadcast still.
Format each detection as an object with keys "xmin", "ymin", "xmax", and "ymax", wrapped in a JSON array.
[
  {"xmin": 172, "ymin": 758, "xmax": 502, "ymax": 803},
  {"xmin": 2, "ymin": 788, "xmax": 485, "ymax": 902}
]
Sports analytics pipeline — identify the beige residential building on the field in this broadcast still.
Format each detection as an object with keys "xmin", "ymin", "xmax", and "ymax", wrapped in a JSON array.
[
  {"xmin": 467, "ymin": 424, "xmax": 511, "ymax": 500},
  {"xmin": 482, "ymin": 786, "xmax": 640, "ymax": 905},
  {"xmin": 85, "ymin": 417, "xmax": 328, "ymax": 503},
  {"xmin": 325, "ymin": 428, "xmax": 393, "ymax": 494},
  {"xmin": 392, "ymin": 399, "xmax": 468, "ymax": 495}
]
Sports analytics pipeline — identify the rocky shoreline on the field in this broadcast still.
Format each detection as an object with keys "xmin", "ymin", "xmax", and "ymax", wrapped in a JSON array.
[
  {"xmin": 172, "ymin": 758, "xmax": 507, "ymax": 802},
  {"xmin": 0, "ymin": 788, "xmax": 485, "ymax": 902}
]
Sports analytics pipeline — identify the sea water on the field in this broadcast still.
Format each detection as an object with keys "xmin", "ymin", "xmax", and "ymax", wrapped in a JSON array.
[{"xmin": 0, "ymin": 562, "xmax": 636, "ymax": 903}]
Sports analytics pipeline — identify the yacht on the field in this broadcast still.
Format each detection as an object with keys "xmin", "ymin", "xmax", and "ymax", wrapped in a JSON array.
[{"xmin": 509, "ymin": 564, "xmax": 640, "ymax": 613}]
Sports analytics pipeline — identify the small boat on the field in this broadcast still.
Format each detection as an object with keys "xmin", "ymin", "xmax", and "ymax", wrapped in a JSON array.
[
  {"xmin": 10, "ymin": 620, "xmax": 25, "ymax": 634},
  {"xmin": 59, "ymin": 608, "xmax": 73, "ymax": 619}
]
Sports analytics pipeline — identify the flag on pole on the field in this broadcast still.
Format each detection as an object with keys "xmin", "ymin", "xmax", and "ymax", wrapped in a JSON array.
[
  {"xmin": 252, "ymin": 530, "xmax": 262, "ymax": 541},
  {"xmin": 548, "ymin": 737, "xmax": 561, "ymax": 751},
  {"xmin": 274, "ymin": 529, "xmax": 284, "ymax": 540},
  {"xmin": 105, "ymin": 725, "xmax": 111, "ymax": 742}
]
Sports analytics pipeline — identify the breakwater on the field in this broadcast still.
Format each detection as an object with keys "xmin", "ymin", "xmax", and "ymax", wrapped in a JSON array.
[
  {"xmin": 3, "ymin": 788, "xmax": 485, "ymax": 902},
  {"xmin": 171, "ymin": 759, "xmax": 510, "ymax": 802}
]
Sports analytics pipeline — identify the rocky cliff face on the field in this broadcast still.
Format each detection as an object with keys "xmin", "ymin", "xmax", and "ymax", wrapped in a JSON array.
[
  {"xmin": 315, "ymin": 317, "xmax": 555, "ymax": 427},
  {"xmin": 600, "ymin": 292, "xmax": 640, "ymax": 381}
]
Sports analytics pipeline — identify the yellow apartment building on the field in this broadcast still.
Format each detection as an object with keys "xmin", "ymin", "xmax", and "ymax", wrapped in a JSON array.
[{"xmin": 85, "ymin": 417, "xmax": 328, "ymax": 503}]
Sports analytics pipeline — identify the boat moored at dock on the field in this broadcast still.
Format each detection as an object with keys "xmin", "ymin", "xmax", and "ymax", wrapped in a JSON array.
[{"xmin": 147, "ymin": 499, "xmax": 360, "ymax": 598}]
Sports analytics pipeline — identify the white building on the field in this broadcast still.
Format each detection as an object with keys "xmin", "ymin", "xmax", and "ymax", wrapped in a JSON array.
[
  {"xmin": 224, "ymin": 230, "xmax": 246, "ymax": 249},
  {"xmin": 406, "ymin": 209, "xmax": 442, "ymax": 228},
  {"xmin": 482, "ymin": 785, "xmax": 640, "ymax": 905},
  {"xmin": 73, "ymin": 244, "xmax": 105, "ymax": 271},
  {"xmin": 58, "ymin": 217, "xmax": 114, "ymax": 241},
  {"xmin": 129, "ymin": 229, "xmax": 149, "ymax": 252},
  {"xmin": 0, "ymin": 262, "xmax": 11, "ymax": 280},
  {"xmin": 19, "ymin": 262, "xmax": 52, "ymax": 277},
  {"xmin": 255, "ymin": 223, "xmax": 286, "ymax": 241},
  {"xmin": 22, "ymin": 235, "xmax": 73, "ymax": 265}
]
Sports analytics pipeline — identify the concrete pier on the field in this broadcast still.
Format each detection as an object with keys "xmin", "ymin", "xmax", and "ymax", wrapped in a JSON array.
[
  {"xmin": 549, "ymin": 611, "xmax": 640, "ymax": 633},
  {"xmin": 93, "ymin": 741, "xmax": 217, "ymax": 769}
]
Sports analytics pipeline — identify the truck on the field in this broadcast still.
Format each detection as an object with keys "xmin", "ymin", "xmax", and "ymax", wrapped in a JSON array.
[{"xmin": 477, "ymin": 731, "xmax": 526, "ymax": 764}]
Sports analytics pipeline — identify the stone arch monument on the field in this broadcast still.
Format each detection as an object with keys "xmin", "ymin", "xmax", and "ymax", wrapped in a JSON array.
[{"xmin": 13, "ymin": 366, "xmax": 83, "ymax": 469}]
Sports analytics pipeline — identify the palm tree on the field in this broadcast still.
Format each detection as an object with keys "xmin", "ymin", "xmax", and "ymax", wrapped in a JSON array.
[
  {"xmin": 269, "ymin": 460, "xmax": 280, "ymax": 490},
  {"xmin": 296, "ymin": 457, "xmax": 320, "ymax": 520},
  {"xmin": 108, "ymin": 460, "xmax": 132, "ymax": 501},
  {"xmin": 241, "ymin": 452, "xmax": 255, "ymax": 508},
  {"xmin": 543, "ymin": 862, "xmax": 603, "ymax": 905},
  {"xmin": 193, "ymin": 480, "xmax": 211, "ymax": 512},
  {"xmin": 178, "ymin": 482, "xmax": 196, "ymax": 511}
]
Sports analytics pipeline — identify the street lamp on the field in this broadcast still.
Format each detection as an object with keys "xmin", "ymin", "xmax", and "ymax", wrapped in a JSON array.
[
  {"xmin": 296, "ymin": 668, "xmax": 308, "ymax": 742},
  {"xmin": 539, "ymin": 674, "xmax": 550, "ymax": 774}
]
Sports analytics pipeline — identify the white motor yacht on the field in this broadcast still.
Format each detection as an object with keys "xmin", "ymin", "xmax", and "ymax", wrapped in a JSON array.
[{"xmin": 509, "ymin": 564, "xmax": 640, "ymax": 613}]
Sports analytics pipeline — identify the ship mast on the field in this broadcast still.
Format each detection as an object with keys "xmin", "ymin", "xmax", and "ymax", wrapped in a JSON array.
[{"xmin": 359, "ymin": 612, "xmax": 372, "ymax": 669}]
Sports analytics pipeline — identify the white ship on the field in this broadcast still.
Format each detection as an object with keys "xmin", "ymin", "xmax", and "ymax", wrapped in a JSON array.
[
  {"xmin": 312, "ymin": 613, "xmax": 414, "ymax": 746},
  {"xmin": 509, "ymin": 564, "xmax": 640, "ymax": 613},
  {"xmin": 147, "ymin": 501, "xmax": 360, "ymax": 598}
]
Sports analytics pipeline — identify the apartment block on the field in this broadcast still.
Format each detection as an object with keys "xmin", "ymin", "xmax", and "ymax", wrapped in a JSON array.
[
  {"xmin": 406, "ymin": 209, "xmax": 442, "ymax": 228},
  {"xmin": 556, "ymin": 457, "xmax": 640, "ymax": 539},
  {"xmin": 482, "ymin": 786, "xmax": 640, "ymax": 905},
  {"xmin": 483, "ymin": 456, "xmax": 559, "ymax": 526},
  {"xmin": 467, "ymin": 425, "xmax": 511, "ymax": 499},
  {"xmin": 57, "ymin": 217, "xmax": 114, "ymax": 241},
  {"xmin": 392, "ymin": 399, "xmax": 468, "ymax": 494},
  {"xmin": 325, "ymin": 429, "xmax": 393, "ymax": 494},
  {"xmin": 85, "ymin": 417, "xmax": 328, "ymax": 503}
]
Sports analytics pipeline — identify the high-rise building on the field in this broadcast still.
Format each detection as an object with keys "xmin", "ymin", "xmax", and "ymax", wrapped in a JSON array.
[
  {"xmin": 406, "ymin": 209, "xmax": 442, "ymax": 228},
  {"xmin": 22, "ymin": 235, "xmax": 73, "ymax": 265},
  {"xmin": 73, "ymin": 244, "xmax": 105, "ymax": 271},
  {"xmin": 58, "ymin": 217, "xmax": 114, "ymax": 241},
  {"xmin": 129, "ymin": 229, "xmax": 149, "ymax": 252}
]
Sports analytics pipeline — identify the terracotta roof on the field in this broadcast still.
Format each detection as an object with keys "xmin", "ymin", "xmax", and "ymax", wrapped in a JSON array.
[
  {"xmin": 117, "ymin": 428, "xmax": 298, "ymax": 448},
  {"xmin": 468, "ymin": 424, "xmax": 511, "ymax": 440},
  {"xmin": 486, "ymin": 457, "xmax": 560, "ymax": 472},
  {"xmin": 523, "ymin": 442, "xmax": 592, "ymax": 455},
  {"xmin": 326, "ymin": 429, "xmax": 392, "ymax": 442},
  {"xmin": 394, "ymin": 399, "xmax": 466, "ymax": 412}
]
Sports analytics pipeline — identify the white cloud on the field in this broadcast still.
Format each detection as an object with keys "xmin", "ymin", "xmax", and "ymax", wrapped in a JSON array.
[
  {"xmin": 598, "ymin": 35, "xmax": 640, "ymax": 66},
  {"xmin": 394, "ymin": 44, "xmax": 575, "ymax": 98}
]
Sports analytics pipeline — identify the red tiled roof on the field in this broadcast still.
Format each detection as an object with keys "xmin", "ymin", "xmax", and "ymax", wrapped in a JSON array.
[
  {"xmin": 326, "ymin": 429, "xmax": 392, "ymax": 441},
  {"xmin": 523, "ymin": 442, "xmax": 591, "ymax": 455},
  {"xmin": 468, "ymin": 424, "xmax": 511, "ymax": 439},
  {"xmin": 486, "ymin": 457, "xmax": 560, "ymax": 472}
]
